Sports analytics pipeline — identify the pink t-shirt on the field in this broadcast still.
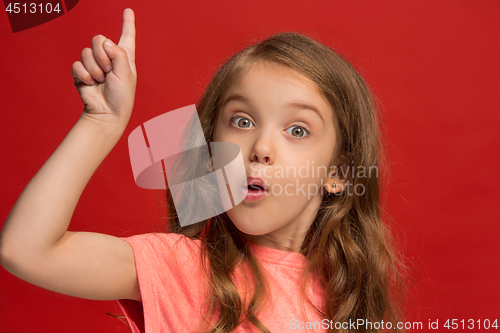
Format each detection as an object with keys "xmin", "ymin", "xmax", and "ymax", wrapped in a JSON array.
[{"xmin": 117, "ymin": 233, "xmax": 326, "ymax": 332}]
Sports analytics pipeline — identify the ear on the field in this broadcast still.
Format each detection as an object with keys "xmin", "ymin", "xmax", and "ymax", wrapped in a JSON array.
[{"xmin": 323, "ymin": 169, "xmax": 348, "ymax": 194}]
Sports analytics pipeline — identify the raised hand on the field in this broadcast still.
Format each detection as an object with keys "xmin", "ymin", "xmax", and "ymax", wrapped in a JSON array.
[{"xmin": 72, "ymin": 8, "xmax": 136, "ymax": 128}]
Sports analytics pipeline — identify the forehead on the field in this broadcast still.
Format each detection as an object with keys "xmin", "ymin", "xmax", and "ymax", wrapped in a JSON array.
[
  {"xmin": 220, "ymin": 60, "xmax": 334, "ymax": 123},
  {"xmin": 225, "ymin": 60, "xmax": 323, "ymax": 99}
]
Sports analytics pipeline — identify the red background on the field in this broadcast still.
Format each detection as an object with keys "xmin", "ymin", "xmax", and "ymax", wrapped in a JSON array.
[{"xmin": 1, "ymin": 1, "xmax": 499, "ymax": 332}]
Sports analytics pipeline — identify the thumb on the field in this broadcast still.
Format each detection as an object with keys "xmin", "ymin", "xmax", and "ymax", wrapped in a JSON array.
[{"xmin": 103, "ymin": 39, "xmax": 132, "ymax": 78}]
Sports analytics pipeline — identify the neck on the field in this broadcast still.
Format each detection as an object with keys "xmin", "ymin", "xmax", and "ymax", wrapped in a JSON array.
[{"xmin": 242, "ymin": 193, "xmax": 323, "ymax": 252}]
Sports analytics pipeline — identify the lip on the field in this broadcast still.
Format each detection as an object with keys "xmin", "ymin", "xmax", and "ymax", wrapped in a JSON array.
[
  {"xmin": 241, "ymin": 176, "xmax": 269, "ymax": 201},
  {"xmin": 245, "ymin": 177, "xmax": 268, "ymax": 191}
]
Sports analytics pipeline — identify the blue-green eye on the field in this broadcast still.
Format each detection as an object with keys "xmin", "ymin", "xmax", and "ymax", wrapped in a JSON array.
[
  {"xmin": 286, "ymin": 126, "xmax": 309, "ymax": 138},
  {"xmin": 232, "ymin": 117, "xmax": 254, "ymax": 128}
]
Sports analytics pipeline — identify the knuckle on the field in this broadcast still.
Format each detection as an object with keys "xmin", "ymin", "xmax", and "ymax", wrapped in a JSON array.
[
  {"xmin": 81, "ymin": 47, "xmax": 92, "ymax": 59},
  {"xmin": 92, "ymin": 34, "xmax": 105, "ymax": 44},
  {"xmin": 96, "ymin": 53, "xmax": 111, "ymax": 65},
  {"xmin": 84, "ymin": 72, "xmax": 93, "ymax": 82},
  {"xmin": 122, "ymin": 31, "xmax": 135, "ymax": 39},
  {"xmin": 72, "ymin": 62, "xmax": 82, "ymax": 75}
]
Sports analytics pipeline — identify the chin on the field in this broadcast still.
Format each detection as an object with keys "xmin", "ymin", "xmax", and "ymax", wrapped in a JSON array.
[
  {"xmin": 231, "ymin": 221, "xmax": 270, "ymax": 236},
  {"xmin": 226, "ymin": 197, "xmax": 294, "ymax": 236},
  {"xmin": 227, "ymin": 212, "xmax": 273, "ymax": 236}
]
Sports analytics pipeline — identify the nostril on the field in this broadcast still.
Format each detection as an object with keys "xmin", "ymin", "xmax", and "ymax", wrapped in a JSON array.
[{"xmin": 252, "ymin": 155, "xmax": 271, "ymax": 164}]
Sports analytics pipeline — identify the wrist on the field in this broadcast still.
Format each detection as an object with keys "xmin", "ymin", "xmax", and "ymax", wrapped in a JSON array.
[
  {"xmin": 75, "ymin": 115, "xmax": 127, "ymax": 155},
  {"xmin": 78, "ymin": 112, "xmax": 128, "ymax": 140}
]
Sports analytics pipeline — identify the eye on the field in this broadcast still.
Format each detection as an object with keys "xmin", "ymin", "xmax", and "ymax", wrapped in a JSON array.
[
  {"xmin": 286, "ymin": 126, "xmax": 310, "ymax": 138},
  {"xmin": 231, "ymin": 116, "xmax": 254, "ymax": 129}
]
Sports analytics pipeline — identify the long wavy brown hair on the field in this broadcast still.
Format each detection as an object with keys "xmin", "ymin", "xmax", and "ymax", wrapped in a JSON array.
[{"xmin": 160, "ymin": 32, "xmax": 408, "ymax": 333}]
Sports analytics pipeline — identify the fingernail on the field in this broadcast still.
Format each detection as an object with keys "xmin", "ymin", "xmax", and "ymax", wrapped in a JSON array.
[
  {"xmin": 98, "ymin": 76, "xmax": 105, "ymax": 83},
  {"xmin": 104, "ymin": 65, "xmax": 112, "ymax": 73},
  {"xmin": 105, "ymin": 39, "xmax": 114, "ymax": 47},
  {"xmin": 89, "ymin": 79, "xmax": 97, "ymax": 85}
]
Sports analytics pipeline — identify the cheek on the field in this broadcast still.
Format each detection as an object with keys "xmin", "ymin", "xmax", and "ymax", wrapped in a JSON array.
[
  {"xmin": 271, "ymin": 149, "xmax": 330, "ymax": 197},
  {"xmin": 283, "ymin": 148, "xmax": 330, "ymax": 179}
]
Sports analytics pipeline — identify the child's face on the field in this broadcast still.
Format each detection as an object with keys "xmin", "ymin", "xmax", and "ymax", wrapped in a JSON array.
[{"xmin": 213, "ymin": 60, "xmax": 337, "ymax": 248}]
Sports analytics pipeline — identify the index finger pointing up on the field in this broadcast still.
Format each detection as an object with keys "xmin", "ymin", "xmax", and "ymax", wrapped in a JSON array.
[{"xmin": 118, "ymin": 8, "xmax": 136, "ymax": 62}]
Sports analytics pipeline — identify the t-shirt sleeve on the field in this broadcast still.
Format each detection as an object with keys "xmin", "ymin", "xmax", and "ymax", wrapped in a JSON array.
[{"xmin": 115, "ymin": 233, "xmax": 208, "ymax": 333}]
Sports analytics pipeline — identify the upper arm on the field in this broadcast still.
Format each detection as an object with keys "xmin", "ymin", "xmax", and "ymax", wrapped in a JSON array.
[{"xmin": 1, "ymin": 231, "xmax": 141, "ymax": 302}]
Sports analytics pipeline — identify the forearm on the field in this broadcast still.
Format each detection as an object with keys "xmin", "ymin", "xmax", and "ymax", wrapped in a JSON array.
[{"xmin": 0, "ymin": 116, "xmax": 125, "ymax": 260}]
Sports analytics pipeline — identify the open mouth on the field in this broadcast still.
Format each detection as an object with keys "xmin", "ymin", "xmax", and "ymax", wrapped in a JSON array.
[
  {"xmin": 247, "ymin": 184, "xmax": 266, "ymax": 191},
  {"xmin": 242, "ymin": 177, "xmax": 268, "ymax": 201}
]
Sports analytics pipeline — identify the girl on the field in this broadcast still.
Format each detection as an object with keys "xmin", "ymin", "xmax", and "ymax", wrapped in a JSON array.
[{"xmin": 0, "ymin": 8, "xmax": 407, "ymax": 333}]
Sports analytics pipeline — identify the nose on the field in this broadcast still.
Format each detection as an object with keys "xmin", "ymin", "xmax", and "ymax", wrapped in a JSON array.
[{"xmin": 249, "ymin": 129, "xmax": 274, "ymax": 165}]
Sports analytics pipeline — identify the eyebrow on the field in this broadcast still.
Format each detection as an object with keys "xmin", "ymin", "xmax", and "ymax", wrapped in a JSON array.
[{"xmin": 222, "ymin": 93, "xmax": 324, "ymax": 123}]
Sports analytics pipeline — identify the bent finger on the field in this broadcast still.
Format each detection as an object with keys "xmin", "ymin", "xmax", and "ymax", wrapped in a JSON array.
[
  {"xmin": 81, "ymin": 47, "xmax": 106, "ymax": 83},
  {"xmin": 72, "ymin": 61, "xmax": 96, "ymax": 86},
  {"xmin": 103, "ymin": 39, "xmax": 133, "ymax": 80},
  {"xmin": 91, "ymin": 34, "xmax": 112, "ymax": 74}
]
